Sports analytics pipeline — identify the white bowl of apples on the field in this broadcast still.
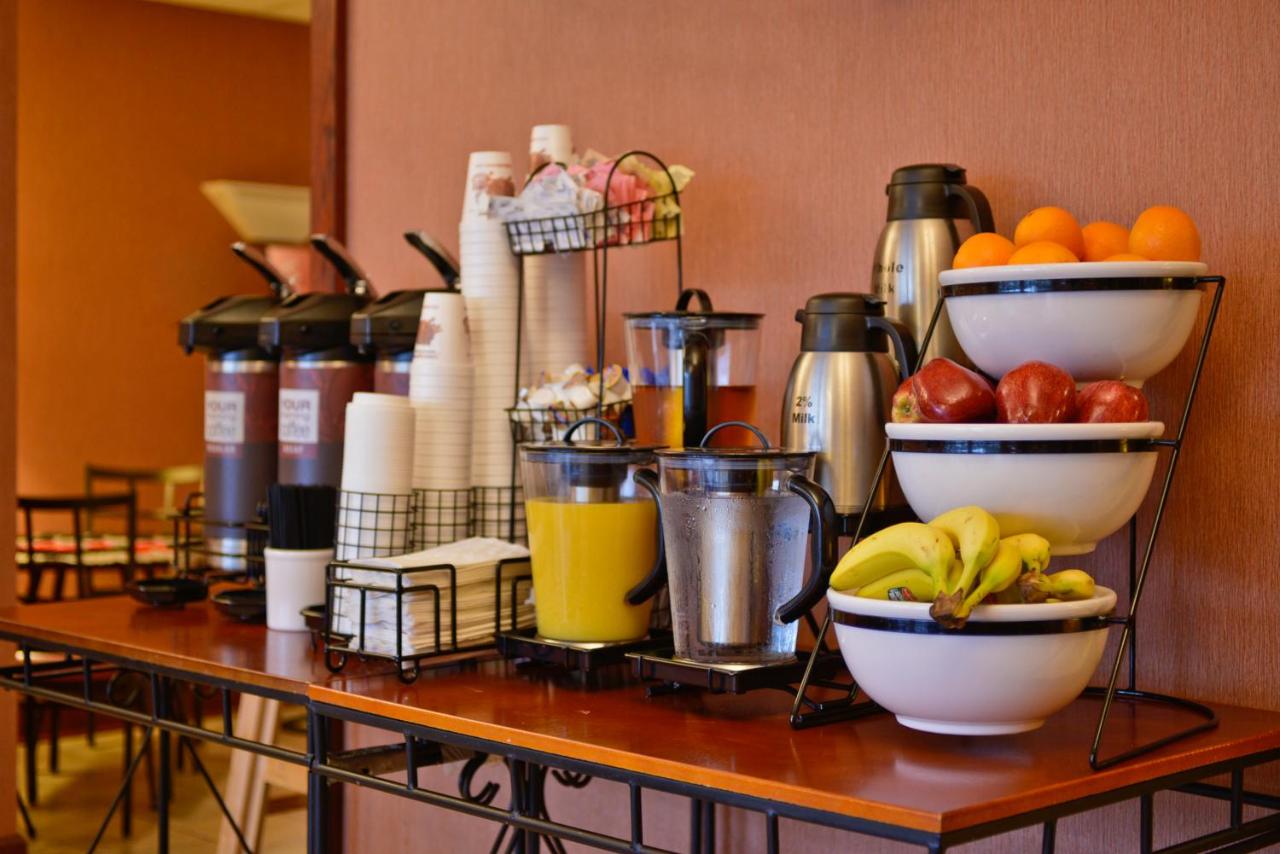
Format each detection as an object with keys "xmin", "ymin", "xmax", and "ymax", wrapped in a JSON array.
[
  {"xmin": 939, "ymin": 261, "xmax": 1208, "ymax": 386},
  {"xmin": 889, "ymin": 359, "xmax": 1162, "ymax": 555}
]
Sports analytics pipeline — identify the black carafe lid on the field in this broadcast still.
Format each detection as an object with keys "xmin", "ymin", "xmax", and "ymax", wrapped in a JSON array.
[
  {"xmin": 884, "ymin": 163, "xmax": 994, "ymax": 228},
  {"xmin": 349, "ymin": 231, "xmax": 461, "ymax": 356},
  {"xmin": 179, "ymin": 243, "xmax": 291, "ymax": 356},
  {"xmin": 258, "ymin": 235, "xmax": 372, "ymax": 357},
  {"xmin": 795, "ymin": 293, "xmax": 891, "ymax": 353}
]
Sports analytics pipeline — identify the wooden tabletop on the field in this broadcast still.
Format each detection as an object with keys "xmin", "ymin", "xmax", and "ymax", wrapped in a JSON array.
[
  {"xmin": 0, "ymin": 593, "xmax": 393, "ymax": 695},
  {"xmin": 310, "ymin": 661, "xmax": 1280, "ymax": 835}
]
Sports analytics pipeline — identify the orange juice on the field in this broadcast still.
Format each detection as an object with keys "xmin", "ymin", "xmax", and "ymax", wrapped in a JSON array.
[
  {"xmin": 632, "ymin": 384, "xmax": 757, "ymax": 448},
  {"xmin": 525, "ymin": 498, "xmax": 657, "ymax": 642}
]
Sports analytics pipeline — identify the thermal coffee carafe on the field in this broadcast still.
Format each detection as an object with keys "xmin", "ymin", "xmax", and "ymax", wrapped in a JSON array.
[
  {"xmin": 349, "ymin": 231, "xmax": 461, "ymax": 396},
  {"xmin": 623, "ymin": 289, "xmax": 762, "ymax": 449},
  {"xmin": 627, "ymin": 422, "xmax": 838, "ymax": 665},
  {"xmin": 180, "ymin": 243, "xmax": 289, "ymax": 569},
  {"xmin": 782, "ymin": 294, "xmax": 917, "ymax": 514},
  {"xmin": 259, "ymin": 235, "xmax": 373, "ymax": 487},
  {"xmin": 870, "ymin": 164, "xmax": 993, "ymax": 363}
]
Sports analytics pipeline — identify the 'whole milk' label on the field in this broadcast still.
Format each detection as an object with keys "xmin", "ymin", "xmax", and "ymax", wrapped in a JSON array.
[{"xmin": 205, "ymin": 390, "xmax": 245, "ymax": 457}]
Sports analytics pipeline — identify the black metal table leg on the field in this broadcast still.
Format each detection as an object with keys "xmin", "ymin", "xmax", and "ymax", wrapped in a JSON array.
[
  {"xmin": 1140, "ymin": 792, "xmax": 1154, "ymax": 854},
  {"xmin": 308, "ymin": 706, "xmax": 328, "ymax": 854},
  {"xmin": 1042, "ymin": 818, "xmax": 1057, "ymax": 854},
  {"xmin": 122, "ymin": 722, "xmax": 133, "ymax": 837},
  {"xmin": 158, "ymin": 728, "xmax": 171, "ymax": 854},
  {"xmin": 23, "ymin": 694, "xmax": 38, "ymax": 807}
]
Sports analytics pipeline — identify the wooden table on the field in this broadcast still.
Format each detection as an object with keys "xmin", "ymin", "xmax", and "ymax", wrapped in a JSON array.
[
  {"xmin": 308, "ymin": 660, "xmax": 1280, "ymax": 854},
  {"xmin": 0, "ymin": 595, "xmax": 391, "ymax": 853},
  {"xmin": 3, "ymin": 597, "xmax": 1280, "ymax": 853}
]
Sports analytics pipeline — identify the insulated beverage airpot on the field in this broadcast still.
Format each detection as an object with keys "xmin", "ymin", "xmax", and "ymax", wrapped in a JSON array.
[
  {"xmin": 180, "ymin": 243, "xmax": 287, "ymax": 569},
  {"xmin": 349, "ymin": 231, "xmax": 461, "ymax": 396},
  {"xmin": 259, "ymin": 236, "xmax": 373, "ymax": 487}
]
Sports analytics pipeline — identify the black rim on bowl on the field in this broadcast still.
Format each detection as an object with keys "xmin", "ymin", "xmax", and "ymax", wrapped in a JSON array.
[
  {"xmin": 833, "ymin": 611, "xmax": 1111, "ymax": 635},
  {"xmin": 889, "ymin": 438, "xmax": 1160, "ymax": 454},
  {"xmin": 941, "ymin": 276, "xmax": 1205, "ymax": 298}
]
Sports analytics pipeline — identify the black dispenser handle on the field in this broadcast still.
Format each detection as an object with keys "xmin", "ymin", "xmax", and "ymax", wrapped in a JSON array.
[
  {"xmin": 675, "ymin": 288, "xmax": 713, "ymax": 312},
  {"xmin": 310, "ymin": 234, "xmax": 372, "ymax": 297},
  {"xmin": 682, "ymin": 331, "xmax": 709, "ymax": 448},
  {"xmin": 624, "ymin": 468, "xmax": 668, "ymax": 606},
  {"xmin": 403, "ymin": 230, "xmax": 460, "ymax": 289},
  {"xmin": 230, "ymin": 242, "xmax": 292, "ymax": 299},
  {"xmin": 946, "ymin": 183, "xmax": 995, "ymax": 233},
  {"xmin": 867, "ymin": 315, "xmax": 920, "ymax": 379},
  {"xmin": 775, "ymin": 474, "xmax": 839, "ymax": 624}
]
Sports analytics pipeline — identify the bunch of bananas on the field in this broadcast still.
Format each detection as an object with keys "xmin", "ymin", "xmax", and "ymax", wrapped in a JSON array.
[{"xmin": 829, "ymin": 506, "xmax": 1096, "ymax": 629}]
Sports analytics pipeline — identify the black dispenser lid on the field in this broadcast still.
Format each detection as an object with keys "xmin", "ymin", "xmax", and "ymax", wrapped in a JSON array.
[
  {"xmin": 258, "ymin": 235, "xmax": 371, "ymax": 356},
  {"xmin": 179, "ymin": 243, "xmax": 290, "ymax": 356},
  {"xmin": 349, "ymin": 231, "xmax": 461, "ymax": 355},
  {"xmin": 884, "ymin": 163, "xmax": 993, "ymax": 228},
  {"xmin": 795, "ymin": 293, "xmax": 890, "ymax": 353}
]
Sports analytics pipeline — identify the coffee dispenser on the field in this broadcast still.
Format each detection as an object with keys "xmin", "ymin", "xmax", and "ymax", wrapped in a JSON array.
[
  {"xmin": 349, "ymin": 231, "xmax": 461, "ymax": 396},
  {"xmin": 179, "ymin": 243, "xmax": 288, "ymax": 569},
  {"xmin": 870, "ymin": 164, "xmax": 993, "ymax": 363},
  {"xmin": 259, "ymin": 235, "xmax": 373, "ymax": 487}
]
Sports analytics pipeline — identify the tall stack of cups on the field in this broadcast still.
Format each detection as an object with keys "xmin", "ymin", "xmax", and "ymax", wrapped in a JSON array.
[
  {"xmin": 336, "ymin": 393, "xmax": 414, "ymax": 560},
  {"xmin": 409, "ymin": 288, "xmax": 473, "ymax": 545},
  {"xmin": 523, "ymin": 125, "xmax": 588, "ymax": 381},
  {"xmin": 459, "ymin": 151, "xmax": 523, "ymax": 537}
]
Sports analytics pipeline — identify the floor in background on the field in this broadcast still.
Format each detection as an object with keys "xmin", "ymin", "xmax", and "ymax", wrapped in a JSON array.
[{"xmin": 18, "ymin": 725, "xmax": 306, "ymax": 853}]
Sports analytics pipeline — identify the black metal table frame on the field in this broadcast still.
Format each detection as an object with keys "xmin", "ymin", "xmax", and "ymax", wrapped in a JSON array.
[
  {"xmin": 0, "ymin": 630, "xmax": 311, "ymax": 854},
  {"xmin": 307, "ymin": 699, "xmax": 1280, "ymax": 854}
]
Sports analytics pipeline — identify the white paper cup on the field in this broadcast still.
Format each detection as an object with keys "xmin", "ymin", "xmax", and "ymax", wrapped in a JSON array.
[
  {"xmin": 265, "ymin": 547, "xmax": 333, "ymax": 632},
  {"xmin": 529, "ymin": 124, "xmax": 572, "ymax": 171},
  {"xmin": 462, "ymin": 151, "xmax": 515, "ymax": 221},
  {"xmin": 414, "ymin": 291, "xmax": 470, "ymax": 363}
]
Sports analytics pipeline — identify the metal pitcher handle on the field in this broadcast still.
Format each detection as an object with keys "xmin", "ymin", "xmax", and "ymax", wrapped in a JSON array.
[
  {"xmin": 624, "ymin": 468, "xmax": 667, "ymax": 605},
  {"xmin": 562, "ymin": 417, "xmax": 625, "ymax": 447},
  {"xmin": 867, "ymin": 315, "xmax": 920, "ymax": 379},
  {"xmin": 945, "ymin": 183, "xmax": 995, "ymax": 233},
  {"xmin": 775, "ymin": 474, "xmax": 838, "ymax": 624}
]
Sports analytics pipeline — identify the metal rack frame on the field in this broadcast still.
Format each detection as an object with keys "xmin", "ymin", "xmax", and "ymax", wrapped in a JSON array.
[
  {"xmin": 790, "ymin": 275, "xmax": 1228, "ymax": 776},
  {"xmin": 322, "ymin": 556, "xmax": 533, "ymax": 682}
]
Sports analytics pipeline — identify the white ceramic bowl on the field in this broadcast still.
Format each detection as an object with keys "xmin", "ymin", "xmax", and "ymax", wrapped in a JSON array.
[
  {"xmin": 827, "ymin": 585, "xmax": 1117, "ymax": 735},
  {"xmin": 939, "ymin": 261, "xmax": 1208, "ymax": 385},
  {"xmin": 886, "ymin": 421, "xmax": 1163, "ymax": 554}
]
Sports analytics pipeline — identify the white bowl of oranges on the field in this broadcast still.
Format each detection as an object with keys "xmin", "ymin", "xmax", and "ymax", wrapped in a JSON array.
[{"xmin": 941, "ymin": 205, "xmax": 1210, "ymax": 385}]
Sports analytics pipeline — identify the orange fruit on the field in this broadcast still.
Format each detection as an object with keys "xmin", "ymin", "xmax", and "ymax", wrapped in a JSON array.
[
  {"xmin": 1128, "ymin": 205, "xmax": 1201, "ymax": 261},
  {"xmin": 1013, "ymin": 206, "xmax": 1086, "ymax": 258},
  {"xmin": 1007, "ymin": 241, "xmax": 1079, "ymax": 265},
  {"xmin": 1104, "ymin": 253, "xmax": 1148, "ymax": 262},
  {"xmin": 952, "ymin": 232, "xmax": 1016, "ymax": 268},
  {"xmin": 1081, "ymin": 221, "xmax": 1130, "ymax": 262}
]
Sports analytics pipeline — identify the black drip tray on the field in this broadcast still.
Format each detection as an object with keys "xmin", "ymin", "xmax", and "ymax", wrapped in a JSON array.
[
  {"xmin": 497, "ymin": 629, "xmax": 669, "ymax": 673},
  {"xmin": 628, "ymin": 648, "xmax": 847, "ymax": 695}
]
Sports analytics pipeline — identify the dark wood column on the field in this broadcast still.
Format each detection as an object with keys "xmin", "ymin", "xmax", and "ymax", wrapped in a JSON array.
[{"xmin": 310, "ymin": 0, "xmax": 347, "ymax": 293}]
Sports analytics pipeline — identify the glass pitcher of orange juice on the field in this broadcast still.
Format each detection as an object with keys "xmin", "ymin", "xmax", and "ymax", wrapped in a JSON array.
[
  {"xmin": 623, "ymin": 289, "xmax": 762, "ymax": 449},
  {"xmin": 519, "ymin": 418, "xmax": 664, "ymax": 643}
]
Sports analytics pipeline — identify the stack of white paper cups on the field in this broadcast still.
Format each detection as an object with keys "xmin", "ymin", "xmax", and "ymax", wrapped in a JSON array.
[
  {"xmin": 459, "ymin": 151, "xmax": 521, "ymax": 492},
  {"xmin": 337, "ymin": 393, "xmax": 414, "ymax": 560},
  {"xmin": 409, "ymin": 288, "xmax": 473, "ymax": 540}
]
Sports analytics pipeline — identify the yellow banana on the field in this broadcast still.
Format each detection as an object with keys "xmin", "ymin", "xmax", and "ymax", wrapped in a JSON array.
[
  {"xmin": 829, "ymin": 522, "xmax": 953, "ymax": 593},
  {"xmin": 951, "ymin": 539, "xmax": 1024, "ymax": 624},
  {"xmin": 855, "ymin": 568, "xmax": 936, "ymax": 602},
  {"xmin": 1003, "ymin": 532, "xmax": 1052, "ymax": 574},
  {"xmin": 928, "ymin": 506, "xmax": 1000, "ymax": 597},
  {"xmin": 1020, "ymin": 568, "xmax": 1096, "ymax": 602}
]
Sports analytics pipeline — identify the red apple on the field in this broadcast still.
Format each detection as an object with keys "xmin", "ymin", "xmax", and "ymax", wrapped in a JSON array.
[
  {"xmin": 996, "ymin": 361, "xmax": 1077, "ymax": 423},
  {"xmin": 910, "ymin": 358, "xmax": 996, "ymax": 423},
  {"xmin": 1076, "ymin": 380, "xmax": 1149, "ymax": 423},
  {"xmin": 891, "ymin": 377, "xmax": 921, "ymax": 423}
]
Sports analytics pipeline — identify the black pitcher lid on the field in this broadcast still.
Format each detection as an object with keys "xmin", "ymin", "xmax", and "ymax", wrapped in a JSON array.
[
  {"xmin": 888, "ymin": 163, "xmax": 968, "ymax": 186},
  {"xmin": 623, "ymin": 287, "xmax": 761, "ymax": 328}
]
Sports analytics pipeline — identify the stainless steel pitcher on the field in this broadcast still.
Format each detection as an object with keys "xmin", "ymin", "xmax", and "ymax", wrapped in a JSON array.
[{"xmin": 870, "ymin": 164, "xmax": 992, "ymax": 363}]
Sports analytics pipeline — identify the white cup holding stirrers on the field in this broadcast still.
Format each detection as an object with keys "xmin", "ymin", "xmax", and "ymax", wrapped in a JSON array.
[{"xmin": 529, "ymin": 124, "xmax": 572, "ymax": 172}]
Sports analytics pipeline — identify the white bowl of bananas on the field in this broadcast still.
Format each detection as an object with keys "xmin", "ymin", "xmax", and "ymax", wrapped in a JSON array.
[
  {"xmin": 886, "ymin": 421, "xmax": 1163, "ymax": 555},
  {"xmin": 825, "ymin": 508, "xmax": 1116, "ymax": 736}
]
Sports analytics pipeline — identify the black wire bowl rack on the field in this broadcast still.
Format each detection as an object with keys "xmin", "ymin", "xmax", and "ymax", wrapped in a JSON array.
[
  {"xmin": 504, "ymin": 193, "xmax": 681, "ymax": 257},
  {"xmin": 506, "ymin": 400, "xmax": 632, "ymax": 444}
]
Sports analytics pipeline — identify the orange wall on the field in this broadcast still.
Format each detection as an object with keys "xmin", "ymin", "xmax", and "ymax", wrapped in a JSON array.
[
  {"xmin": 0, "ymin": 0, "xmax": 17, "ymax": 844},
  {"xmin": 16, "ymin": 0, "xmax": 309, "ymax": 495},
  {"xmin": 343, "ymin": 1, "xmax": 1280, "ymax": 850}
]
